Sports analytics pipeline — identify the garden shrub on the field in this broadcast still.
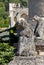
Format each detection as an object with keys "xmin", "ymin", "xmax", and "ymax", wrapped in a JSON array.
[{"xmin": 0, "ymin": 43, "xmax": 15, "ymax": 65}]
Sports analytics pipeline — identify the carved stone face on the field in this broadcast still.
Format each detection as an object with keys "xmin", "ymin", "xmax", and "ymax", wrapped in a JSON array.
[
  {"xmin": 15, "ymin": 19, "xmax": 28, "ymax": 32},
  {"xmin": 15, "ymin": 22, "xmax": 24, "ymax": 31}
]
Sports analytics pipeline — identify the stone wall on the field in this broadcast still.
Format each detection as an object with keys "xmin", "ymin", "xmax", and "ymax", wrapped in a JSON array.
[{"xmin": 8, "ymin": 56, "xmax": 44, "ymax": 65}]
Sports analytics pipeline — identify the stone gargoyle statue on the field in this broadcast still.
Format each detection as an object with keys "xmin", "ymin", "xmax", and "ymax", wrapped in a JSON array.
[{"xmin": 16, "ymin": 20, "xmax": 35, "ymax": 56}]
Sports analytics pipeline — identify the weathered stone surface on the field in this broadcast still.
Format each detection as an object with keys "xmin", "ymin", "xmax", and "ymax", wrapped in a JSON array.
[
  {"xmin": 29, "ymin": 19, "xmax": 37, "ymax": 30},
  {"xmin": 8, "ymin": 56, "xmax": 44, "ymax": 65},
  {"xmin": 33, "ymin": 15, "xmax": 44, "ymax": 40},
  {"xmin": 8, "ymin": 56, "xmax": 35, "ymax": 65},
  {"xmin": 37, "ymin": 19, "xmax": 44, "ymax": 40},
  {"xmin": 36, "ymin": 56, "xmax": 44, "ymax": 65},
  {"xmin": 35, "ymin": 37, "xmax": 44, "ymax": 45},
  {"xmin": 17, "ymin": 21, "xmax": 35, "ymax": 56},
  {"xmin": 18, "ymin": 36, "xmax": 35, "ymax": 56}
]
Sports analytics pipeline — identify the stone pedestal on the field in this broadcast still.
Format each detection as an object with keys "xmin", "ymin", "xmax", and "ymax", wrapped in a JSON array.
[{"xmin": 17, "ymin": 25, "xmax": 35, "ymax": 56}]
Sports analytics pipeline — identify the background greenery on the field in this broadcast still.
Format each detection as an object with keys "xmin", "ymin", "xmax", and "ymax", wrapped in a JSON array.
[
  {"xmin": 0, "ymin": 2, "xmax": 8, "ymax": 27},
  {"xmin": 0, "ymin": 43, "xmax": 15, "ymax": 65},
  {"xmin": 0, "ymin": 0, "xmax": 27, "ymax": 27},
  {"xmin": 0, "ymin": 1, "xmax": 28, "ymax": 65}
]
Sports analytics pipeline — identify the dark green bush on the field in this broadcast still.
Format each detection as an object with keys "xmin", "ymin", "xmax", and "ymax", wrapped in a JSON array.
[{"xmin": 0, "ymin": 43, "xmax": 15, "ymax": 65}]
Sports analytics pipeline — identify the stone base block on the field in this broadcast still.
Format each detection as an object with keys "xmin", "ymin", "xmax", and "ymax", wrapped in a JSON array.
[{"xmin": 8, "ymin": 56, "xmax": 44, "ymax": 65}]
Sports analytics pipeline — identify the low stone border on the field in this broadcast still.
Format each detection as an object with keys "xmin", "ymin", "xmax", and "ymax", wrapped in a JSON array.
[{"xmin": 8, "ymin": 56, "xmax": 44, "ymax": 65}]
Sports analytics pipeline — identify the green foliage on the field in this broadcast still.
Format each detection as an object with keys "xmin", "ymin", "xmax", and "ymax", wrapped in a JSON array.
[
  {"xmin": 20, "ymin": 0, "xmax": 27, "ymax": 7},
  {"xmin": 0, "ymin": 0, "xmax": 27, "ymax": 6},
  {"xmin": 9, "ymin": 0, "xmax": 20, "ymax": 3},
  {"xmin": 0, "ymin": 2, "xmax": 5, "ymax": 16},
  {"xmin": 0, "ymin": 2, "xmax": 8, "ymax": 27},
  {"xmin": 0, "ymin": 43, "xmax": 15, "ymax": 65},
  {"xmin": 9, "ymin": 30, "xmax": 14, "ymax": 34}
]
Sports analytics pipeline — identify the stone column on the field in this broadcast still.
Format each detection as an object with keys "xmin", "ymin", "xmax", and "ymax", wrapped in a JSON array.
[{"xmin": 29, "ymin": 0, "xmax": 44, "ymax": 19}]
